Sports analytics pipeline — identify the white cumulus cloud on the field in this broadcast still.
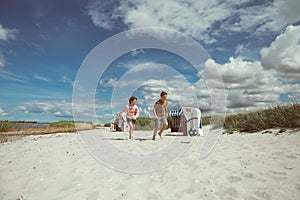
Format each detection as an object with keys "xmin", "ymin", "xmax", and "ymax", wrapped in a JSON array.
[
  {"xmin": 17, "ymin": 100, "xmax": 123, "ymax": 121},
  {"xmin": 0, "ymin": 24, "xmax": 18, "ymax": 41},
  {"xmin": 198, "ymin": 56, "xmax": 299, "ymax": 113},
  {"xmin": 99, "ymin": 78, "xmax": 118, "ymax": 88},
  {"xmin": 0, "ymin": 107, "xmax": 9, "ymax": 116},
  {"xmin": 261, "ymin": 25, "xmax": 300, "ymax": 81},
  {"xmin": 86, "ymin": 0, "xmax": 300, "ymax": 44},
  {"xmin": 0, "ymin": 24, "xmax": 18, "ymax": 68}
]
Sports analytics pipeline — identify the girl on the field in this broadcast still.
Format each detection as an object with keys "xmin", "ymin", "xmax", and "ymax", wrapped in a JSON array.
[{"xmin": 118, "ymin": 96, "xmax": 139, "ymax": 140}]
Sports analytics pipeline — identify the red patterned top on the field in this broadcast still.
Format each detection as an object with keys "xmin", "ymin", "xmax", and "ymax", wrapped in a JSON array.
[{"xmin": 118, "ymin": 104, "xmax": 139, "ymax": 119}]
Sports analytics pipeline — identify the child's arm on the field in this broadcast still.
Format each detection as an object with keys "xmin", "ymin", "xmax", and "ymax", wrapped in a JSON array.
[
  {"xmin": 165, "ymin": 102, "xmax": 168, "ymax": 118},
  {"xmin": 153, "ymin": 106, "xmax": 158, "ymax": 119},
  {"xmin": 135, "ymin": 107, "xmax": 140, "ymax": 118},
  {"xmin": 117, "ymin": 105, "xmax": 127, "ymax": 116},
  {"xmin": 132, "ymin": 106, "xmax": 140, "ymax": 120},
  {"xmin": 165, "ymin": 107, "xmax": 168, "ymax": 118}
]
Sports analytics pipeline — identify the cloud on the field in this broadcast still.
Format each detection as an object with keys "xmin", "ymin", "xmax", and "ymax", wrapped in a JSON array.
[
  {"xmin": 17, "ymin": 100, "xmax": 122, "ymax": 120},
  {"xmin": 86, "ymin": 0, "xmax": 124, "ymax": 30},
  {"xmin": 201, "ymin": 57, "xmax": 278, "ymax": 90},
  {"xmin": 17, "ymin": 100, "xmax": 73, "ymax": 118},
  {"xmin": 86, "ymin": 0, "xmax": 231, "ymax": 43},
  {"xmin": 85, "ymin": 0, "xmax": 300, "ymax": 44},
  {"xmin": 96, "ymin": 113, "xmax": 115, "ymax": 120},
  {"xmin": 130, "ymin": 48, "xmax": 145, "ymax": 56},
  {"xmin": 198, "ymin": 56, "xmax": 300, "ymax": 113},
  {"xmin": 139, "ymin": 78, "xmax": 199, "ymax": 110},
  {"xmin": 34, "ymin": 74, "xmax": 49, "ymax": 82},
  {"xmin": 0, "ymin": 70, "xmax": 25, "ymax": 82},
  {"xmin": 99, "ymin": 78, "xmax": 118, "ymax": 88},
  {"xmin": 219, "ymin": 0, "xmax": 300, "ymax": 35},
  {"xmin": 260, "ymin": 25, "xmax": 300, "ymax": 81},
  {"xmin": 0, "ymin": 24, "xmax": 18, "ymax": 67},
  {"xmin": 0, "ymin": 24, "xmax": 18, "ymax": 41},
  {"xmin": 0, "ymin": 107, "xmax": 9, "ymax": 116},
  {"xmin": 60, "ymin": 75, "xmax": 75, "ymax": 88}
]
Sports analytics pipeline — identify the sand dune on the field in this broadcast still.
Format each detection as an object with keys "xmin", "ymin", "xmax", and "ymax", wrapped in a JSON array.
[{"xmin": 0, "ymin": 127, "xmax": 299, "ymax": 200}]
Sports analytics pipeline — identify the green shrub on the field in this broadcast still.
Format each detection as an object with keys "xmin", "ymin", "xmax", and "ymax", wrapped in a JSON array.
[
  {"xmin": 49, "ymin": 121, "xmax": 75, "ymax": 128},
  {"xmin": 0, "ymin": 121, "xmax": 12, "ymax": 132},
  {"xmin": 135, "ymin": 117, "xmax": 154, "ymax": 131},
  {"xmin": 136, "ymin": 117, "xmax": 152, "ymax": 127},
  {"xmin": 278, "ymin": 128, "xmax": 286, "ymax": 133},
  {"xmin": 202, "ymin": 116, "xmax": 211, "ymax": 126},
  {"xmin": 103, "ymin": 123, "xmax": 111, "ymax": 127}
]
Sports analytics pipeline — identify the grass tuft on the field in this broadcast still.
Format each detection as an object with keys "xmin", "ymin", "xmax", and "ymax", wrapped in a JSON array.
[
  {"xmin": 0, "ymin": 121, "xmax": 12, "ymax": 132},
  {"xmin": 224, "ymin": 103, "xmax": 300, "ymax": 133}
]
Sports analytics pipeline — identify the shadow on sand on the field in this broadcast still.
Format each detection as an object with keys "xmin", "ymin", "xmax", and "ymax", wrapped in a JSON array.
[{"xmin": 101, "ymin": 137, "xmax": 153, "ymax": 141}]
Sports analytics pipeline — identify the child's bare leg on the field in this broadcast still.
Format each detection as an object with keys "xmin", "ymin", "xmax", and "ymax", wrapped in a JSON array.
[
  {"xmin": 129, "ymin": 122, "xmax": 134, "ymax": 139},
  {"xmin": 158, "ymin": 122, "xmax": 168, "ymax": 139},
  {"xmin": 132, "ymin": 124, "xmax": 136, "ymax": 139},
  {"xmin": 152, "ymin": 126, "xmax": 159, "ymax": 140},
  {"xmin": 152, "ymin": 119, "xmax": 159, "ymax": 140}
]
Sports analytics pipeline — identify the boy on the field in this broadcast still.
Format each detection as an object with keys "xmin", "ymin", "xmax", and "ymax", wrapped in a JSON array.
[
  {"xmin": 118, "ymin": 96, "xmax": 139, "ymax": 140},
  {"xmin": 152, "ymin": 91, "xmax": 168, "ymax": 140}
]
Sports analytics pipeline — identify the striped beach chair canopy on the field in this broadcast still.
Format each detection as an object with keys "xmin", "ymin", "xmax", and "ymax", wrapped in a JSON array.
[{"xmin": 169, "ymin": 108, "xmax": 182, "ymax": 117}]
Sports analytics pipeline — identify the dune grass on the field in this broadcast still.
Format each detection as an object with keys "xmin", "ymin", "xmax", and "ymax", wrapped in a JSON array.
[
  {"xmin": 134, "ymin": 117, "xmax": 172, "ymax": 131},
  {"xmin": 0, "ymin": 121, "xmax": 95, "ymax": 143},
  {"xmin": 0, "ymin": 135, "xmax": 9, "ymax": 143},
  {"xmin": 135, "ymin": 117, "xmax": 154, "ymax": 130},
  {"xmin": 223, "ymin": 103, "xmax": 300, "ymax": 133},
  {"xmin": 0, "ymin": 121, "xmax": 12, "ymax": 132}
]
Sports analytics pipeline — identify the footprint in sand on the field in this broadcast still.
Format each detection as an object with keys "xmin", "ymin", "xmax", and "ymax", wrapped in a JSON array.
[
  {"xmin": 182, "ymin": 188, "xmax": 196, "ymax": 194},
  {"xmin": 271, "ymin": 152, "xmax": 284, "ymax": 156},
  {"xmin": 254, "ymin": 191, "xmax": 271, "ymax": 200},
  {"xmin": 240, "ymin": 160, "xmax": 252, "ymax": 167},
  {"xmin": 209, "ymin": 159, "xmax": 218, "ymax": 165},
  {"xmin": 243, "ymin": 172, "xmax": 254, "ymax": 179},
  {"xmin": 284, "ymin": 154, "xmax": 297, "ymax": 159},
  {"xmin": 260, "ymin": 171, "xmax": 287, "ymax": 181},
  {"xmin": 224, "ymin": 187, "xmax": 239, "ymax": 198},
  {"xmin": 268, "ymin": 170, "xmax": 287, "ymax": 176},
  {"xmin": 227, "ymin": 176, "xmax": 242, "ymax": 183}
]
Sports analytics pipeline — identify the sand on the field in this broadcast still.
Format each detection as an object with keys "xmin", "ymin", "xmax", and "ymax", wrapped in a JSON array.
[{"xmin": 0, "ymin": 126, "xmax": 299, "ymax": 200}]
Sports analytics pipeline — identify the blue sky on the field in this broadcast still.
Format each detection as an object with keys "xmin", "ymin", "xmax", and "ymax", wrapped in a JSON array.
[{"xmin": 0, "ymin": 0, "xmax": 299, "ymax": 122}]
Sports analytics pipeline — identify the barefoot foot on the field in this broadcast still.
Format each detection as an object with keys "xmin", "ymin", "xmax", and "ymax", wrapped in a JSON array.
[{"xmin": 158, "ymin": 132, "xmax": 163, "ymax": 139}]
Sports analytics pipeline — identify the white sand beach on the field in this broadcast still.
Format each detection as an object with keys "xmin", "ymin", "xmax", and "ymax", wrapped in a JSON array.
[{"xmin": 1, "ymin": 127, "xmax": 299, "ymax": 200}]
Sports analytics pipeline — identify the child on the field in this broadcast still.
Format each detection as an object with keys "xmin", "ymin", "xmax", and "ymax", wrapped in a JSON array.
[
  {"xmin": 118, "ymin": 96, "xmax": 139, "ymax": 140},
  {"xmin": 152, "ymin": 91, "xmax": 168, "ymax": 140}
]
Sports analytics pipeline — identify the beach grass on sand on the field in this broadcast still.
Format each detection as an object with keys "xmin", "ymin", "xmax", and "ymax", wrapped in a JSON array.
[
  {"xmin": 0, "ymin": 121, "xmax": 95, "ymax": 143},
  {"xmin": 223, "ymin": 103, "xmax": 300, "ymax": 133}
]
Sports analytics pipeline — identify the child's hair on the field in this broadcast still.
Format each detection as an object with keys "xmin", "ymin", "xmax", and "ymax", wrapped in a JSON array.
[
  {"xmin": 160, "ymin": 91, "xmax": 168, "ymax": 97},
  {"xmin": 129, "ymin": 96, "xmax": 137, "ymax": 104}
]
